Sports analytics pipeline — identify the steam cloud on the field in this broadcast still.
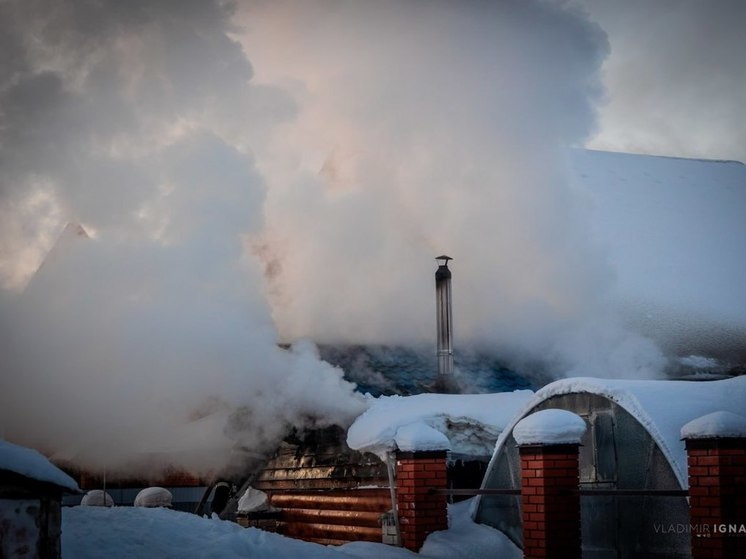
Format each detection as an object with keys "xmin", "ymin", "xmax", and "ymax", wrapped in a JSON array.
[
  {"xmin": 239, "ymin": 0, "xmax": 666, "ymax": 376},
  {"xmin": 1, "ymin": 0, "xmax": 714, "ymax": 476},
  {"xmin": 0, "ymin": 0, "xmax": 365, "ymax": 477}
]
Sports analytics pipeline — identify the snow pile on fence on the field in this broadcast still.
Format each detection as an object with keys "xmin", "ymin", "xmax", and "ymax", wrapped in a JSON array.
[
  {"xmin": 134, "ymin": 487, "xmax": 173, "ymax": 508},
  {"xmin": 0, "ymin": 439, "xmax": 79, "ymax": 491},
  {"xmin": 513, "ymin": 409, "xmax": 586, "ymax": 445},
  {"xmin": 347, "ymin": 391, "xmax": 533, "ymax": 458},
  {"xmin": 81, "ymin": 490, "xmax": 114, "ymax": 507},
  {"xmin": 394, "ymin": 422, "xmax": 451, "ymax": 453},
  {"xmin": 681, "ymin": 411, "xmax": 746, "ymax": 440}
]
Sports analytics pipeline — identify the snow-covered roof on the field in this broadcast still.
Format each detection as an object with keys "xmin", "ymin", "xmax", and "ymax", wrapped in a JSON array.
[
  {"xmin": 0, "ymin": 439, "xmax": 80, "ymax": 492},
  {"xmin": 572, "ymin": 150, "xmax": 746, "ymax": 353},
  {"xmin": 347, "ymin": 391, "xmax": 534, "ymax": 458},
  {"xmin": 485, "ymin": 376, "xmax": 746, "ymax": 489}
]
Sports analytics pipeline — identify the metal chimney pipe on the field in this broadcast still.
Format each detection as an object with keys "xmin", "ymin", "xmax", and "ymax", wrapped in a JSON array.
[{"xmin": 435, "ymin": 255, "xmax": 454, "ymax": 380}]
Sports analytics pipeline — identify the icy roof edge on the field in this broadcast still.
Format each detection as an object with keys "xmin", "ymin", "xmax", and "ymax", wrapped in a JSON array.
[{"xmin": 580, "ymin": 148, "xmax": 745, "ymax": 166}]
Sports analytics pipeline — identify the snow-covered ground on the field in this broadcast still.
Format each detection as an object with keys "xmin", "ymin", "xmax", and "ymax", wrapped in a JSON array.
[{"xmin": 62, "ymin": 499, "xmax": 520, "ymax": 559}]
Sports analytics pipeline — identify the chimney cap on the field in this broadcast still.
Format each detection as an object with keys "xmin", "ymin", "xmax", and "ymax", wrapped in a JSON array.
[{"xmin": 435, "ymin": 255, "xmax": 453, "ymax": 263}]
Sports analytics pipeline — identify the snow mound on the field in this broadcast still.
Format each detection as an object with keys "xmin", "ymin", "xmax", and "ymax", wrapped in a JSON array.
[
  {"xmin": 347, "ymin": 391, "xmax": 533, "ymax": 458},
  {"xmin": 62, "ymin": 498, "xmax": 520, "ymax": 559},
  {"xmin": 513, "ymin": 409, "xmax": 586, "ymax": 445},
  {"xmin": 0, "ymin": 439, "xmax": 79, "ymax": 491},
  {"xmin": 81, "ymin": 490, "xmax": 114, "ymax": 507},
  {"xmin": 681, "ymin": 411, "xmax": 746, "ymax": 439},
  {"xmin": 237, "ymin": 487, "xmax": 272, "ymax": 513},
  {"xmin": 394, "ymin": 422, "xmax": 451, "ymax": 453},
  {"xmin": 134, "ymin": 487, "xmax": 173, "ymax": 508}
]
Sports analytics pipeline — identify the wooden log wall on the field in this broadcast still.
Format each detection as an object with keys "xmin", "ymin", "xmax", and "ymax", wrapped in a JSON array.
[{"xmin": 247, "ymin": 426, "xmax": 392, "ymax": 546}]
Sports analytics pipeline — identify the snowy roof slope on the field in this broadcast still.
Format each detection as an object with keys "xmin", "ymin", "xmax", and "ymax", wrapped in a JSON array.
[
  {"xmin": 347, "ymin": 391, "xmax": 534, "ymax": 458},
  {"xmin": 572, "ymin": 150, "xmax": 746, "ymax": 357},
  {"xmin": 0, "ymin": 439, "xmax": 80, "ymax": 491},
  {"xmin": 483, "ymin": 376, "xmax": 746, "ymax": 490}
]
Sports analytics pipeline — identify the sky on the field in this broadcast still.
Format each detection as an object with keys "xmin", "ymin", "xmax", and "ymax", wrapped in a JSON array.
[{"xmin": 0, "ymin": 0, "xmax": 744, "ymax": 475}]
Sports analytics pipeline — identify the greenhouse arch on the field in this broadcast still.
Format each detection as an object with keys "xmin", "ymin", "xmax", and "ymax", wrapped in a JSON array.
[{"xmin": 474, "ymin": 376, "xmax": 746, "ymax": 558}]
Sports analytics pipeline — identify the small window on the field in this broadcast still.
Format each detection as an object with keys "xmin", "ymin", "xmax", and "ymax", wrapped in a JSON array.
[
  {"xmin": 579, "ymin": 411, "xmax": 617, "ymax": 484},
  {"xmin": 593, "ymin": 411, "xmax": 617, "ymax": 483}
]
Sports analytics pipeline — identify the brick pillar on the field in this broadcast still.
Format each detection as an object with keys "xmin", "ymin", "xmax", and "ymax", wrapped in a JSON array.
[
  {"xmin": 395, "ymin": 450, "xmax": 448, "ymax": 551},
  {"xmin": 684, "ymin": 436, "xmax": 746, "ymax": 559},
  {"xmin": 513, "ymin": 409, "xmax": 586, "ymax": 559},
  {"xmin": 518, "ymin": 443, "xmax": 582, "ymax": 559}
]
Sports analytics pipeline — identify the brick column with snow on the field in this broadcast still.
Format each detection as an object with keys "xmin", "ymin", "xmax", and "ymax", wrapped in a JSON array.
[
  {"xmin": 394, "ymin": 422, "xmax": 450, "ymax": 551},
  {"xmin": 681, "ymin": 411, "xmax": 746, "ymax": 559},
  {"xmin": 513, "ymin": 409, "xmax": 586, "ymax": 559}
]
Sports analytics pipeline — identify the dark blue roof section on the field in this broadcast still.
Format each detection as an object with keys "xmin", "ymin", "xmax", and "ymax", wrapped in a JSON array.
[{"xmin": 317, "ymin": 344, "xmax": 536, "ymax": 396}]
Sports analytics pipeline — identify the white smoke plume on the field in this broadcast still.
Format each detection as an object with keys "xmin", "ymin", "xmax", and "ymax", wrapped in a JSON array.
[{"xmin": 0, "ymin": 0, "xmax": 364, "ymax": 478}]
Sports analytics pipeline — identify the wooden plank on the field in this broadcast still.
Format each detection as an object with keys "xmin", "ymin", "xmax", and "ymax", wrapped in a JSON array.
[
  {"xmin": 269, "ymin": 490, "xmax": 391, "ymax": 512},
  {"xmin": 257, "ymin": 465, "xmax": 388, "ymax": 482},
  {"xmin": 255, "ymin": 478, "xmax": 389, "ymax": 491},
  {"xmin": 277, "ymin": 521, "xmax": 381, "ymax": 542},
  {"xmin": 281, "ymin": 508, "xmax": 382, "ymax": 528}
]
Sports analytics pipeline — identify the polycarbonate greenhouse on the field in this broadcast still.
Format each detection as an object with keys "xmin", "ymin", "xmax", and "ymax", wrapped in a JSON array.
[{"xmin": 473, "ymin": 376, "xmax": 746, "ymax": 559}]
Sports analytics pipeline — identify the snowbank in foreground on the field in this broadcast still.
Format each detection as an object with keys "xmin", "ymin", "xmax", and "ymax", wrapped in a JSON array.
[
  {"xmin": 62, "ymin": 499, "xmax": 520, "ymax": 559},
  {"xmin": 347, "ymin": 391, "xmax": 533, "ymax": 458}
]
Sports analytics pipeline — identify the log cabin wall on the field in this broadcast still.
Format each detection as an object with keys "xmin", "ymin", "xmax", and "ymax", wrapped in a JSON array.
[{"xmin": 246, "ymin": 426, "xmax": 391, "ymax": 545}]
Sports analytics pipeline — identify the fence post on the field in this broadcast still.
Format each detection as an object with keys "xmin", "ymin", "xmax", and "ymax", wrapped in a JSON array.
[
  {"xmin": 514, "ymin": 409, "xmax": 587, "ymax": 559},
  {"xmin": 682, "ymin": 411, "xmax": 746, "ymax": 559},
  {"xmin": 395, "ymin": 450, "xmax": 448, "ymax": 551}
]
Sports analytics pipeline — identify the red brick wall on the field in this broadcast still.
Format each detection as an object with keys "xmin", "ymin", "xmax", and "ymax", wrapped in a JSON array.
[
  {"xmin": 396, "ymin": 451, "xmax": 448, "ymax": 551},
  {"xmin": 519, "ymin": 444, "xmax": 581, "ymax": 559},
  {"xmin": 686, "ymin": 438, "xmax": 746, "ymax": 559}
]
